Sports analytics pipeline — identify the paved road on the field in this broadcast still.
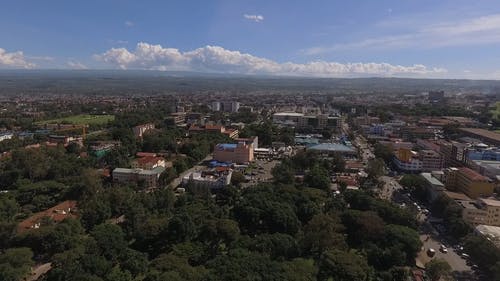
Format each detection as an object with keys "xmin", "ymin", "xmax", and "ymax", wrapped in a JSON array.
[
  {"xmin": 25, "ymin": 263, "xmax": 52, "ymax": 281},
  {"xmin": 419, "ymin": 233, "xmax": 470, "ymax": 272}
]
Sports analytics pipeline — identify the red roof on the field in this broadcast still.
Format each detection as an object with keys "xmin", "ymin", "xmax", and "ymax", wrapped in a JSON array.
[
  {"xmin": 136, "ymin": 156, "xmax": 165, "ymax": 165},
  {"xmin": 459, "ymin": 167, "xmax": 488, "ymax": 181},
  {"xmin": 215, "ymin": 166, "xmax": 232, "ymax": 172},
  {"xmin": 136, "ymin": 152, "xmax": 157, "ymax": 158}
]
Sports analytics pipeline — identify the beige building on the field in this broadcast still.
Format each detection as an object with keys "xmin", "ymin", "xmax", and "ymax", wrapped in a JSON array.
[
  {"xmin": 133, "ymin": 123, "xmax": 155, "ymax": 138},
  {"xmin": 444, "ymin": 167, "xmax": 495, "ymax": 199},
  {"xmin": 419, "ymin": 150, "xmax": 443, "ymax": 172},
  {"xmin": 213, "ymin": 143, "xmax": 254, "ymax": 164},
  {"xmin": 459, "ymin": 198, "xmax": 500, "ymax": 227},
  {"xmin": 112, "ymin": 166, "xmax": 165, "ymax": 188}
]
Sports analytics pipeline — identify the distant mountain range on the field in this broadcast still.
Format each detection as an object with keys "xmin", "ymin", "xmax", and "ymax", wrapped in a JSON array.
[{"xmin": 1, "ymin": 69, "xmax": 500, "ymax": 96}]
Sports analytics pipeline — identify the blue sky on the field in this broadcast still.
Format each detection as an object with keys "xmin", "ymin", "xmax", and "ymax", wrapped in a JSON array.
[{"xmin": 1, "ymin": 0, "xmax": 500, "ymax": 78}]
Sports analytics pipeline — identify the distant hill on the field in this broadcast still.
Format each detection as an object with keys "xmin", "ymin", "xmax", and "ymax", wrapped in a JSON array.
[{"xmin": 1, "ymin": 69, "xmax": 500, "ymax": 96}]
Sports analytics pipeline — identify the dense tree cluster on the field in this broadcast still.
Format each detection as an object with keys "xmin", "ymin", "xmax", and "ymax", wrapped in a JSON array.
[
  {"xmin": 240, "ymin": 122, "xmax": 294, "ymax": 146},
  {"xmin": 0, "ymin": 158, "xmax": 422, "ymax": 281},
  {"xmin": 271, "ymin": 150, "xmax": 345, "ymax": 190}
]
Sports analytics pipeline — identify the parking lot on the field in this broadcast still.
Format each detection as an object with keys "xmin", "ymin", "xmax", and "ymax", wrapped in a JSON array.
[{"xmin": 240, "ymin": 158, "xmax": 280, "ymax": 188}]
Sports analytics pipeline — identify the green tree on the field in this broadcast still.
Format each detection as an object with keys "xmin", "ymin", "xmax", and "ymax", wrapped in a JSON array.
[
  {"xmin": 366, "ymin": 158, "xmax": 385, "ymax": 179},
  {"xmin": 271, "ymin": 162, "xmax": 295, "ymax": 184},
  {"xmin": 318, "ymin": 249, "xmax": 374, "ymax": 281},
  {"xmin": 230, "ymin": 171, "xmax": 246, "ymax": 186},
  {"xmin": 426, "ymin": 259, "xmax": 452, "ymax": 281},
  {"xmin": 282, "ymin": 258, "xmax": 318, "ymax": 281},
  {"xmin": 304, "ymin": 165, "xmax": 330, "ymax": 190},
  {"xmin": 91, "ymin": 224, "xmax": 128, "ymax": 261},
  {"xmin": 301, "ymin": 213, "xmax": 347, "ymax": 256},
  {"xmin": 373, "ymin": 143, "xmax": 394, "ymax": 163},
  {"xmin": 0, "ymin": 247, "xmax": 34, "ymax": 281}
]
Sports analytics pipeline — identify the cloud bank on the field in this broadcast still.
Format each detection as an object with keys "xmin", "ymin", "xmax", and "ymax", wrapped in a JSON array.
[
  {"xmin": 243, "ymin": 14, "xmax": 264, "ymax": 22},
  {"xmin": 0, "ymin": 48, "xmax": 35, "ymax": 69},
  {"xmin": 95, "ymin": 42, "xmax": 446, "ymax": 77}
]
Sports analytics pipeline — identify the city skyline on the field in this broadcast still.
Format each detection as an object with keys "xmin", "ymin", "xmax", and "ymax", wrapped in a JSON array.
[{"xmin": 1, "ymin": 0, "xmax": 500, "ymax": 79}]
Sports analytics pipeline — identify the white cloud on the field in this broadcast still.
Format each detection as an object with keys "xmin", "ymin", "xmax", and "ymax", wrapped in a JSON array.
[
  {"xmin": 243, "ymin": 14, "xmax": 264, "ymax": 23},
  {"xmin": 95, "ymin": 42, "xmax": 446, "ymax": 77},
  {"xmin": 27, "ymin": 55, "xmax": 54, "ymax": 61},
  {"xmin": 125, "ymin": 20, "xmax": 134, "ymax": 27},
  {"xmin": 305, "ymin": 13, "xmax": 500, "ymax": 55},
  {"xmin": 0, "ymin": 48, "xmax": 35, "ymax": 69},
  {"xmin": 67, "ymin": 60, "xmax": 88, "ymax": 69}
]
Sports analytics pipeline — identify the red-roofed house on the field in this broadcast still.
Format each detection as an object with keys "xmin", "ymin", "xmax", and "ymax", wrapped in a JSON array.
[{"xmin": 131, "ymin": 156, "xmax": 171, "ymax": 170}]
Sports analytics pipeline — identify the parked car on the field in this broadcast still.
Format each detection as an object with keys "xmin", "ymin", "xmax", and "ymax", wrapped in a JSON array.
[
  {"xmin": 427, "ymin": 248, "xmax": 436, "ymax": 257},
  {"xmin": 440, "ymin": 244, "xmax": 448, "ymax": 253}
]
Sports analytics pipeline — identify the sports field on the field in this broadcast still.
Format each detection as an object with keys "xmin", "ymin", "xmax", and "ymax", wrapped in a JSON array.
[{"xmin": 36, "ymin": 114, "xmax": 115, "ymax": 125}]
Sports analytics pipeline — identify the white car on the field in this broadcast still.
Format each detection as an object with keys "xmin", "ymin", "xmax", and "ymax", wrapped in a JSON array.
[{"xmin": 440, "ymin": 244, "xmax": 448, "ymax": 253}]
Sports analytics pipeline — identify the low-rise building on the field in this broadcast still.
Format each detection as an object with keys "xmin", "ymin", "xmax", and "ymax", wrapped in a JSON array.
[
  {"xmin": 112, "ymin": 166, "xmax": 165, "ymax": 188},
  {"xmin": 182, "ymin": 169, "xmax": 232, "ymax": 191},
  {"xmin": 421, "ymin": 172, "xmax": 446, "ymax": 202},
  {"xmin": 307, "ymin": 143, "xmax": 357, "ymax": 158},
  {"xmin": 131, "ymin": 156, "xmax": 170, "ymax": 170},
  {"xmin": 459, "ymin": 198, "xmax": 500, "ymax": 227},
  {"xmin": 89, "ymin": 141, "xmax": 120, "ymax": 158},
  {"xmin": 133, "ymin": 123, "xmax": 155, "ymax": 138},
  {"xmin": 393, "ymin": 148, "xmax": 423, "ymax": 173},
  {"xmin": 474, "ymin": 225, "xmax": 500, "ymax": 249},
  {"xmin": 0, "ymin": 132, "xmax": 14, "ymax": 142},
  {"xmin": 440, "ymin": 141, "xmax": 468, "ymax": 167},
  {"xmin": 459, "ymin": 128, "xmax": 500, "ymax": 146},
  {"xmin": 469, "ymin": 160, "xmax": 500, "ymax": 180},
  {"xmin": 165, "ymin": 112, "xmax": 186, "ymax": 127},
  {"xmin": 419, "ymin": 149, "xmax": 443, "ymax": 172},
  {"xmin": 273, "ymin": 112, "xmax": 342, "ymax": 131},
  {"xmin": 444, "ymin": 167, "xmax": 495, "ymax": 199}
]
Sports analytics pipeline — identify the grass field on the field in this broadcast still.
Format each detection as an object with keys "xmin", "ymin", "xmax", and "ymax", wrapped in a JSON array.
[
  {"xmin": 36, "ymin": 114, "xmax": 115, "ymax": 125},
  {"xmin": 490, "ymin": 102, "xmax": 500, "ymax": 120}
]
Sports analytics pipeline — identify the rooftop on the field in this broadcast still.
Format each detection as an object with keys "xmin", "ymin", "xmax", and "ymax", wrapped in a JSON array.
[
  {"xmin": 480, "ymin": 198, "xmax": 500, "ymax": 207},
  {"xmin": 420, "ymin": 173, "xmax": 444, "ymax": 187},
  {"xmin": 471, "ymin": 160, "xmax": 500, "ymax": 170},
  {"xmin": 113, "ymin": 166, "xmax": 165, "ymax": 175},
  {"xmin": 460, "ymin": 128, "xmax": 500, "ymax": 142},
  {"xmin": 458, "ymin": 167, "xmax": 488, "ymax": 181},
  {"xmin": 216, "ymin": 143, "xmax": 238, "ymax": 150},
  {"xmin": 443, "ymin": 190, "xmax": 472, "ymax": 201},
  {"xmin": 308, "ymin": 143, "xmax": 356, "ymax": 153},
  {"xmin": 136, "ymin": 156, "xmax": 165, "ymax": 165},
  {"xmin": 475, "ymin": 225, "xmax": 500, "ymax": 248},
  {"xmin": 273, "ymin": 112, "xmax": 304, "ymax": 117}
]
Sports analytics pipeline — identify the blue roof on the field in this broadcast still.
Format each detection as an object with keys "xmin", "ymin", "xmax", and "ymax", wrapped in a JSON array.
[
  {"xmin": 308, "ymin": 143, "xmax": 356, "ymax": 153},
  {"xmin": 209, "ymin": 160, "xmax": 232, "ymax": 167},
  {"xmin": 217, "ymin": 143, "xmax": 237, "ymax": 150}
]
